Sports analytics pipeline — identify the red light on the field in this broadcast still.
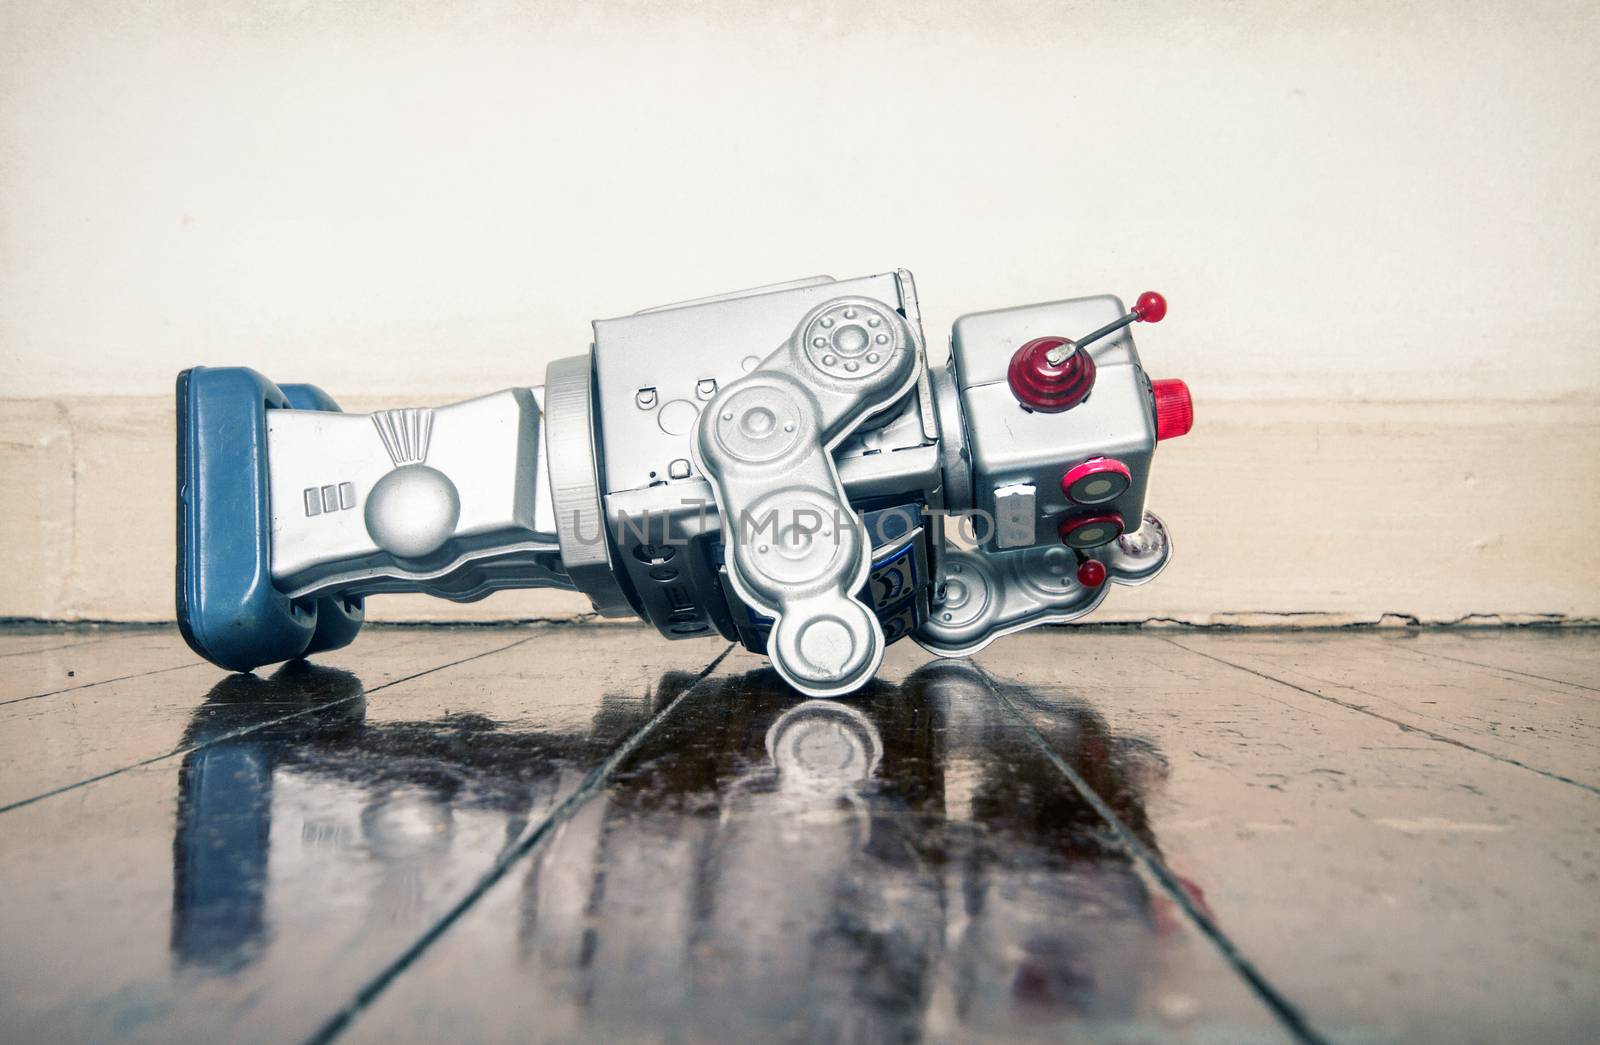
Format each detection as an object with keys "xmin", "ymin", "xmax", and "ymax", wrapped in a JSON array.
[
  {"xmin": 1152, "ymin": 379, "xmax": 1193, "ymax": 440},
  {"xmin": 1077, "ymin": 559, "xmax": 1107, "ymax": 587}
]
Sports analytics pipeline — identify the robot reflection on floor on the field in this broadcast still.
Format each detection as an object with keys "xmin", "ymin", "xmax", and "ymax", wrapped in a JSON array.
[{"xmin": 177, "ymin": 271, "xmax": 1192, "ymax": 696}]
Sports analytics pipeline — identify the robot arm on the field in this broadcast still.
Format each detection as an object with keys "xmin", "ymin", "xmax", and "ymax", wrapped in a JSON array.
[
  {"xmin": 176, "ymin": 270, "xmax": 1191, "ymax": 693},
  {"xmin": 176, "ymin": 372, "xmax": 574, "ymax": 672}
]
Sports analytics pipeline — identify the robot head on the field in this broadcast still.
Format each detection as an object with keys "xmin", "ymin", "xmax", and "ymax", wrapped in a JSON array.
[{"xmin": 947, "ymin": 291, "xmax": 1191, "ymax": 559}]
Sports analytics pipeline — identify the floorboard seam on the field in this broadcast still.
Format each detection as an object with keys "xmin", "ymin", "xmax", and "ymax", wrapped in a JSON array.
[
  {"xmin": 304, "ymin": 642, "xmax": 736, "ymax": 1045},
  {"xmin": 1378, "ymin": 643, "xmax": 1600, "ymax": 695},
  {"xmin": 0, "ymin": 636, "xmax": 539, "ymax": 816},
  {"xmin": 0, "ymin": 638, "xmax": 104, "ymax": 660},
  {"xmin": 976, "ymin": 664, "xmax": 1330, "ymax": 1045},
  {"xmin": 0, "ymin": 662, "xmax": 206, "ymax": 708},
  {"xmin": 1163, "ymin": 638, "xmax": 1600, "ymax": 797}
]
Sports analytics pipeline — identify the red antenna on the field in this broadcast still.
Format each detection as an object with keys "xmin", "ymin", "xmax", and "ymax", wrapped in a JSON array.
[
  {"xmin": 1044, "ymin": 291, "xmax": 1167, "ymax": 365},
  {"xmin": 1009, "ymin": 291, "xmax": 1168, "ymax": 413}
]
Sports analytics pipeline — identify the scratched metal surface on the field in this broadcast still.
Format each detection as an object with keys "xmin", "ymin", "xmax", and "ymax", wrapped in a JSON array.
[{"xmin": 0, "ymin": 624, "xmax": 1595, "ymax": 1044}]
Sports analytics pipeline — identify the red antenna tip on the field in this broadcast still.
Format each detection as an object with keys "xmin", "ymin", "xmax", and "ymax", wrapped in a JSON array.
[{"xmin": 1133, "ymin": 291, "xmax": 1167, "ymax": 323}]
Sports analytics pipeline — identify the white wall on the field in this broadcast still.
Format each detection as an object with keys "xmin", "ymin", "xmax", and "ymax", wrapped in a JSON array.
[{"xmin": 3, "ymin": 0, "xmax": 1598, "ymax": 624}]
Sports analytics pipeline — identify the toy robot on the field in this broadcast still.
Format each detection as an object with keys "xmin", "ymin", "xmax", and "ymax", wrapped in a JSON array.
[{"xmin": 177, "ymin": 271, "xmax": 1192, "ymax": 696}]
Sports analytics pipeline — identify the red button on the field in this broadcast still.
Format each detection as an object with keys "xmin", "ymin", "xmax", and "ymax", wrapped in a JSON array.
[
  {"xmin": 1061, "ymin": 457, "xmax": 1131, "ymax": 504},
  {"xmin": 1059, "ymin": 512, "xmax": 1126, "ymax": 550},
  {"xmin": 1077, "ymin": 559, "xmax": 1107, "ymax": 587}
]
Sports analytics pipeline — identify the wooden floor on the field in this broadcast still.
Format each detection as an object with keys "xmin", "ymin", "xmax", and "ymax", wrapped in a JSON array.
[{"xmin": 0, "ymin": 624, "xmax": 1596, "ymax": 1044}]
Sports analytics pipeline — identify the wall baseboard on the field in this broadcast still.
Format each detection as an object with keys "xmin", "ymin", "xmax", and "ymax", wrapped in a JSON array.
[{"xmin": 4, "ymin": 395, "xmax": 1597, "ymax": 624}]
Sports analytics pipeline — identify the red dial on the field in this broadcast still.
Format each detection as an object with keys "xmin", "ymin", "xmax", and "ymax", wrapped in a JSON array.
[{"xmin": 1007, "ymin": 336, "xmax": 1096, "ymax": 413}]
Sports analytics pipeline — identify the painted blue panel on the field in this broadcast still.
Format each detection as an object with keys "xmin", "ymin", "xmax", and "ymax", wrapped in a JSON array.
[{"xmin": 176, "ymin": 368, "xmax": 365, "ymax": 671}]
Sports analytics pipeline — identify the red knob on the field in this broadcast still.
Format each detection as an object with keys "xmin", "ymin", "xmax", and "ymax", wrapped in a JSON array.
[
  {"xmin": 1151, "ymin": 379, "xmax": 1193, "ymax": 440},
  {"xmin": 1007, "ymin": 336, "xmax": 1096, "ymax": 413},
  {"xmin": 1133, "ymin": 291, "xmax": 1167, "ymax": 323},
  {"xmin": 1076, "ymin": 559, "xmax": 1107, "ymax": 587}
]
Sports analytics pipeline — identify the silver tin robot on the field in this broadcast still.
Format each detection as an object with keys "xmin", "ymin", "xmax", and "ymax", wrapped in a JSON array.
[{"xmin": 176, "ymin": 270, "xmax": 1192, "ymax": 696}]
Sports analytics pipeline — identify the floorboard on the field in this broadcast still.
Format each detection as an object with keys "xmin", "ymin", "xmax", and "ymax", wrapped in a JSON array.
[
  {"xmin": 975, "ymin": 631, "xmax": 1600, "ymax": 1043},
  {"xmin": 0, "ymin": 625, "xmax": 728, "ymax": 1042},
  {"xmin": 1165, "ymin": 634, "xmax": 1600, "ymax": 793},
  {"xmin": 0, "ymin": 627, "xmax": 203, "ymax": 703},
  {"xmin": 0, "ymin": 628, "xmax": 532, "ymax": 808},
  {"xmin": 0, "ymin": 623, "xmax": 1595, "ymax": 1044},
  {"xmin": 1392, "ymin": 630, "xmax": 1600, "ymax": 693}
]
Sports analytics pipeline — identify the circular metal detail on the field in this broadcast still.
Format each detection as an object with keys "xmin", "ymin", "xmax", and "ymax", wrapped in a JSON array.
[
  {"xmin": 656, "ymin": 399, "xmax": 700, "ymax": 436},
  {"xmin": 1104, "ymin": 512, "xmax": 1173, "ymax": 584},
  {"xmin": 1013, "ymin": 544, "xmax": 1079, "ymax": 600},
  {"xmin": 712, "ymin": 385, "xmax": 806, "ymax": 464},
  {"xmin": 742, "ymin": 491, "xmax": 848, "ymax": 589},
  {"xmin": 772, "ymin": 599, "xmax": 878, "ymax": 691},
  {"xmin": 802, "ymin": 300, "xmax": 902, "ymax": 382},
  {"xmin": 543, "ymin": 354, "xmax": 636, "ymax": 617},
  {"xmin": 933, "ymin": 554, "xmax": 992, "ymax": 628},
  {"xmin": 364, "ymin": 465, "xmax": 460, "ymax": 560},
  {"xmin": 798, "ymin": 616, "xmax": 854, "ymax": 673}
]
